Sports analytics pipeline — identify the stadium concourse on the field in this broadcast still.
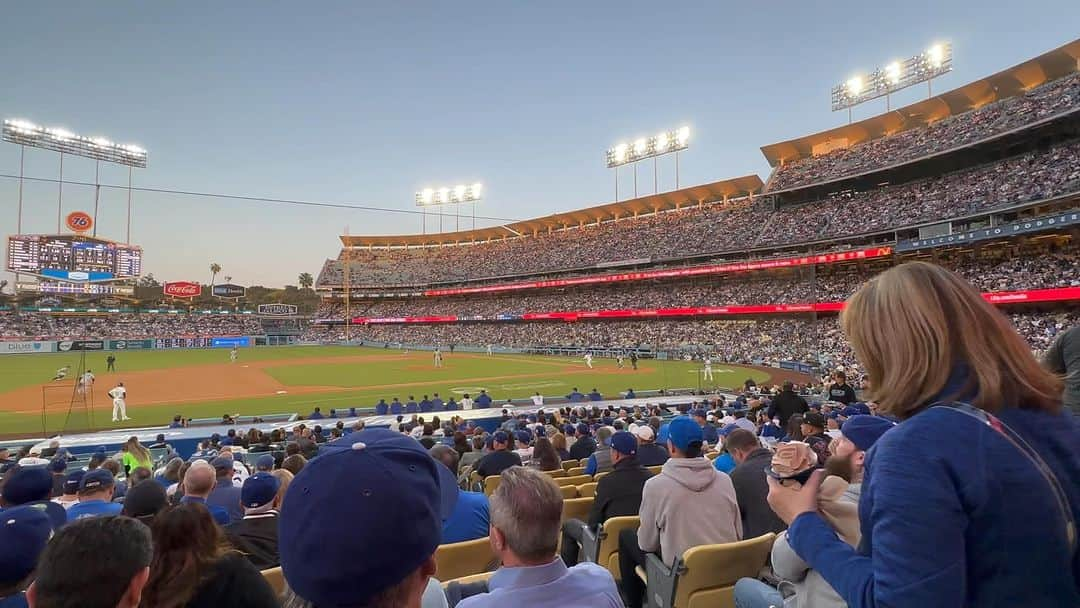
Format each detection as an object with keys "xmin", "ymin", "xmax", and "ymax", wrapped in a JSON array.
[{"xmin": 3, "ymin": 41, "xmax": 1080, "ymax": 608}]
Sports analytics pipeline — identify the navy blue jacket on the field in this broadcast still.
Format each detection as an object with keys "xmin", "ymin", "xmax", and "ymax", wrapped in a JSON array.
[
  {"xmin": 788, "ymin": 405, "xmax": 1080, "ymax": 607},
  {"xmin": 375, "ymin": 401, "xmax": 389, "ymax": 415},
  {"xmin": 390, "ymin": 401, "xmax": 403, "ymax": 415},
  {"xmin": 475, "ymin": 394, "xmax": 492, "ymax": 408}
]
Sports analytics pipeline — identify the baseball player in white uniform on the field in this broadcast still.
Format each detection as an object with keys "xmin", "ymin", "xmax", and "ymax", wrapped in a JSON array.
[
  {"xmin": 52, "ymin": 366, "xmax": 70, "ymax": 381},
  {"xmin": 108, "ymin": 382, "xmax": 130, "ymax": 421},
  {"xmin": 230, "ymin": 346, "xmax": 238, "ymax": 363},
  {"xmin": 583, "ymin": 352, "xmax": 593, "ymax": 369},
  {"xmin": 531, "ymin": 392, "xmax": 544, "ymax": 406},
  {"xmin": 703, "ymin": 357, "xmax": 714, "ymax": 381},
  {"xmin": 433, "ymin": 348, "xmax": 443, "ymax": 368},
  {"xmin": 616, "ymin": 354, "xmax": 625, "ymax": 369},
  {"xmin": 77, "ymin": 369, "xmax": 95, "ymax": 395},
  {"xmin": 486, "ymin": 344, "xmax": 494, "ymax": 356}
]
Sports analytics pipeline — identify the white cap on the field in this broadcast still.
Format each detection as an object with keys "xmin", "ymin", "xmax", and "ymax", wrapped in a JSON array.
[{"xmin": 632, "ymin": 425, "xmax": 655, "ymax": 441}]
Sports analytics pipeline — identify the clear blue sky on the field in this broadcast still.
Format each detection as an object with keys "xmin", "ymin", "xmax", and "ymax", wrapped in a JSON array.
[{"xmin": 1, "ymin": 2, "xmax": 1076, "ymax": 286}]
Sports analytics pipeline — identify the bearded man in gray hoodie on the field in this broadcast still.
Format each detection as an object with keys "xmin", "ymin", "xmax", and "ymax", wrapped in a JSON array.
[{"xmin": 618, "ymin": 415, "xmax": 742, "ymax": 608}]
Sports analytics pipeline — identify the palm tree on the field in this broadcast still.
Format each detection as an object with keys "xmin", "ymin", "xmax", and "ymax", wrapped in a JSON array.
[
  {"xmin": 209, "ymin": 263, "xmax": 221, "ymax": 287},
  {"xmin": 298, "ymin": 272, "xmax": 314, "ymax": 290}
]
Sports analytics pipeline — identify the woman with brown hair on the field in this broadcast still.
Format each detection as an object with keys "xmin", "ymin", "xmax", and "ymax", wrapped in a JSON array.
[
  {"xmin": 121, "ymin": 436, "xmax": 153, "ymax": 475},
  {"xmin": 140, "ymin": 502, "xmax": 279, "ymax": 608},
  {"xmin": 530, "ymin": 436, "xmax": 562, "ymax": 472},
  {"xmin": 550, "ymin": 432, "xmax": 572, "ymax": 461},
  {"xmin": 767, "ymin": 262, "xmax": 1079, "ymax": 607}
]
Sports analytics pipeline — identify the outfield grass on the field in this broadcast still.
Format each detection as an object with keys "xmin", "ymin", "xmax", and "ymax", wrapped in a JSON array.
[{"xmin": 0, "ymin": 346, "xmax": 772, "ymax": 438}]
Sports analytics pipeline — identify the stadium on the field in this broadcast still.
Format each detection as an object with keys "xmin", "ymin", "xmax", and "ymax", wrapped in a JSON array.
[{"xmin": 0, "ymin": 13, "xmax": 1078, "ymax": 608}]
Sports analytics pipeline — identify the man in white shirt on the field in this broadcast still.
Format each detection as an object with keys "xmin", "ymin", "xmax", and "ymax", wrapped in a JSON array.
[
  {"xmin": 531, "ymin": 392, "xmax": 544, "ymax": 406},
  {"xmin": 78, "ymin": 370, "xmax": 96, "ymax": 395},
  {"xmin": 108, "ymin": 382, "xmax": 130, "ymax": 421},
  {"xmin": 460, "ymin": 393, "xmax": 474, "ymax": 410},
  {"xmin": 703, "ymin": 357, "xmax": 714, "ymax": 381}
]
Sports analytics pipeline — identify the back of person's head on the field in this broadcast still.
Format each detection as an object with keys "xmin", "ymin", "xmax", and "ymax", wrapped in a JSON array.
[
  {"xmin": 532, "ymin": 437, "xmax": 561, "ymax": 471},
  {"xmin": 122, "ymin": 478, "xmax": 168, "ymax": 524},
  {"xmin": 723, "ymin": 429, "xmax": 759, "ymax": 456},
  {"xmin": 100, "ymin": 459, "xmax": 121, "ymax": 478},
  {"xmin": 281, "ymin": 454, "xmax": 307, "ymax": 476},
  {"xmin": 842, "ymin": 261, "xmax": 1062, "ymax": 417},
  {"xmin": 270, "ymin": 469, "xmax": 294, "ymax": 509},
  {"xmin": 429, "ymin": 444, "xmax": 459, "ymax": 473},
  {"xmin": 128, "ymin": 466, "xmax": 153, "ymax": 487},
  {"xmin": 182, "ymin": 461, "xmax": 215, "ymax": 498},
  {"xmin": 27, "ymin": 516, "xmax": 152, "ymax": 608},
  {"xmin": 141, "ymin": 503, "xmax": 230, "ymax": 608},
  {"xmin": 489, "ymin": 467, "xmax": 563, "ymax": 565},
  {"xmin": 596, "ymin": 426, "xmax": 614, "ymax": 445}
]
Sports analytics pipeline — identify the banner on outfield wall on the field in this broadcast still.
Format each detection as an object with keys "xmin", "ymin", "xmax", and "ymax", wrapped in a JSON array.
[
  {"xmin": 780, "ymin": 361, "xmax": 817, "ymax": 375},
  {"xmin": 211, "ymin": 336, "xmax": 251, "ymax": 348},
  {"xmin": 897, "ymin": 211, "xmax": 1080, "ymax": 251},
  {"xmin": 423, "ymin": 246, "xmax": 894, "ymax": 296},
  {"xmin": 0, "ymin": 341, "xmax": 56, "ymax": 355},
  {"xmin": 257, "ymin": 304, "xmax": 298, "ymax": 316},
  {"xmin": 56, "ymin": 340, "xmax": 105, "ymax": 352},
  {"xmin": 107, "ymin": 339, "xmax": 154, "ymax": 350}
]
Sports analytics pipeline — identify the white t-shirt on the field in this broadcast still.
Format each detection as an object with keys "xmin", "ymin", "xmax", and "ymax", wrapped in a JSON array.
[
  {"xmin": 108, "ymin": 386, "xmax": 126, "ymax": 400},
  {"xmin": 531, "ymin": 394, "xmax": 544, "ymax": 406},
  {"xmin": 81, "ymin": 372, "xmax": 95, "ymax": 385},
  {"xmin": 461, "ymin": 397, "xmax": 474, "ymax": 410}
]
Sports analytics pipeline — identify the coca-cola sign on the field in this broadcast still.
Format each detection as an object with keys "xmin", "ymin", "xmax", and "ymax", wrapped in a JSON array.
[{"xmin": 163, "ymin": 281, "xmax": 202, "ymax": 298}]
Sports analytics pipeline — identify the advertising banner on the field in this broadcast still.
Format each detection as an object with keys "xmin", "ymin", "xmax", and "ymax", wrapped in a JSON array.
[
  {"xmin": 56, "ymin": 340, "xmax": 105, "ymax": 352},
  {"xmin": 211, "ymin": 336, "xmax": 250, "ymax": 348},
  {"xmin": 212, "ymin": 284, "xmax": 246, "ymax": 298},
  {"xmin": 107, "ymin": 339, "xmax": 154, "ymax": 350},
  {"xmin": 257, "ymin": 304, "xmax": 298, "ymax": 316},
  {"xmin": 163, "ymin": 281, "xmax": 202, "ymax": 298},
  {"xmin": 0, "ymin": 340, "xmax": 56, "ymax": 355}
]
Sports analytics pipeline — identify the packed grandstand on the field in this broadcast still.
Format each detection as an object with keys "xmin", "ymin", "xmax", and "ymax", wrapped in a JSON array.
[{"xmin": 2, "ymin": 37, "xmax": 1079, "ymax": 608}]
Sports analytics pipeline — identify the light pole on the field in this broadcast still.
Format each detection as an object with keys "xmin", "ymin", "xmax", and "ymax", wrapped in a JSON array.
[{"xmin": 606, "ymin": 126, "xmax": 689, "ymax": 200}]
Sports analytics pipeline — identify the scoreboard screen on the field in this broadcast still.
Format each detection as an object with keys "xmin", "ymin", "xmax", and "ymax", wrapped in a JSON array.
[{"xmin": 6, "ymin": 234, "xmax": 143, "ymax": 282}]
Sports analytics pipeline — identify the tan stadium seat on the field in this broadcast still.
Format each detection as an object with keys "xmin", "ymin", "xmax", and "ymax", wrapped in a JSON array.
[
  {"xmin": 555, "ymin": 474, "xmax": 593, "ymax": 487},
  {"xmin": 559, "ymin": 484, "xmax": 579, "ymax": 499},
  {"xmin": 261, "ymin": 566, "xmax": 285, "ymax": 596},
  {"xmin": 434, "ymin": 536, "xmax": 497, "ymax": 582},
  {"xmin": 561, "ymin": 496, "xmax": 593, "ymax": 523},
  {"xmin": 638, "ymin": 533, "xmax": 776, "ymax": 608},
  {"xmin": 482, "ymin": 475, "xmax": 501, "ymax": 497},
  {"xmin": 440, "ymin": 571, "xmax": 495, "ymax": 589},
  {"xmin": 580, "ymin": 515, "xmax": 639, "ymax": 581},
  {"xmin": 561, "ymin": 459, "xmax": 579, "ymax": 471},
  {"xmin": 544, "ymin": 468, "xmax": 567, "ymax": 478},
  {"xmin": 576, "ymin": 482, "xmax": 598, "ymax": 498},
  {"xmin": 593, "ymin": 471, "xmax": 610, "ymax": 482},
  {"xmin": 648, "ymin": 465, "xmax": 664, "ymax": 476},
  {"xmin": 566, "ymin": 466, "xmax": 587, "ymax": 476}
]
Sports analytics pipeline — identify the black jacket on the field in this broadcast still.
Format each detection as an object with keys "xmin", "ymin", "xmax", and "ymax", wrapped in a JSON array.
[
  {"xmin": 475, "ymin": 450, "xmax": 522, "ymax": 478},
  {"xmin": 828, "ymin": 383, "xmax": 858, "ymax": 405},
  {"xmin": 587, "ymin": 457, "xmax": 651, "ymax": 528},
  {"xmin": 183, "ymin": 552, "xmax": 279, "ymax": 608},
  {"xmin": 569, "ymin": 436, "xmax": 597, "ymax": 461},
  {"xmin": 226, "ymin": 512, "xmax": 280, "ymax": 570},
  {"xmin": 729, "ymin": 448, "xmax": 787, "ymax": 538},
  {"xmin": 634, "ymin": 443, "xmax": 670, "ymax": 467},
  {"xmin": 768, "ymin": 390, "xmax": 809, "ymax": 427}
]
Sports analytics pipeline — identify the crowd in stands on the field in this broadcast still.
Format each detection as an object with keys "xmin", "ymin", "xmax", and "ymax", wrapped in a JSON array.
[
  {"xmin": 0, "ymin": 312, "xmax": 263, "ymax": 341},
  {"xmin": 311, "ymin": 248, "xmax": 1080, "ymax": 320},
  {"xmin": 2, "ymin": 264, "xmax": 1077, "ymax": 607},
  {"xmin": 766, "ymin": 72, "xmax": 1080, "ymax": 191},
  {"xmin": 317, "ymin": 137, "xmax": 1080, "ymax": 287}
]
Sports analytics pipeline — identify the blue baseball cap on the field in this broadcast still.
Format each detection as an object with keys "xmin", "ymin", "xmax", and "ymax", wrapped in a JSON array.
[
  {"xmin": 841, "ymin": 403, "xmax": 871, "ymax": 417},
  {"xmin": 657, "ymin": 423, "xmax": 671, "ymax": 445},
  {"xmin": 666, "ymin": 416, "xmax": 703, "ymax": 451},
  {"xmin": 717, "ymin": 423, "xmax": 739, "ymax": 438},
  {"xmin": 0, "ymin": 505, "xmax": 56, "ymax": 585},
  {"xmin": 255, "ymin": 454, "xmax": 275, "ymax": 472},
  {"xmin": 609, "ymin": 431, "xmax": 638, "ymax": 456},
  {"xmin": 49, "ymin": 457, "xmax": 67, "ymax": 473},
  {"xmin": 691, "ymin": 409, "xmax": 708, "ymax": 419},
  {"xmin": 514, "ymin": 430, "xmax": 532, "ymax": 445},
  {"xmin": 563, "ymin": 424, "xmax": 575, "ymax": 435},
  {"xmin": 492, "ymin": 431, "xmax": 510, "ymax": 444},
  {"xmin": 62, "ymin": 470, "xmax": 86, "ymax": 495},
  {"xmin": 242, "ymin": 472, "xmax": 281, "ymax": 508},
  {"xmin": 79, "ymin": 469, "xmax": 115, "ymax": 492},
  {"xmin": 211, "ymin": 455, "xmax": 234, "ymax": 470},
  {"xmin": 279, "ymin": 429, "xmax": 457, "ymax": 606},
  {"xmin": 576, "ymin": 423, "xmax": 590, "ymax": 436},
  {"xmin": 1, "ymin": 466, "xmax": 53, "ymax": 505},
  {"xmin": 841, "ymin": 415, "xmax": 896, "ymax": 452}
]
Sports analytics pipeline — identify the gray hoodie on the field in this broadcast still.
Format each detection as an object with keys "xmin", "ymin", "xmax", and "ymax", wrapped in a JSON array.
[{"xmin": 637, "ymin": 456, "xmax": 742, "ymax": 565}]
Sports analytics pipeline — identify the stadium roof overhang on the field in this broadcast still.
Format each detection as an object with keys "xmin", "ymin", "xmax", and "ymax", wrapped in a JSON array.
[
  {"xmin": 759, "ymin": 38, "xmax": 1080, "ymax": 167},
  {"xmin": 339, "ymin": 175, "xmax": 763, "ymax": 248}
]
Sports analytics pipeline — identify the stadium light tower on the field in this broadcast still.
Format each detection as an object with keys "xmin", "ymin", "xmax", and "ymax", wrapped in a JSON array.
[
  {"xmin": 414, "ymin": 182, "xmax": 483, "ymax": 233},
  {"xmin": 831, "ymin": 42, "xmax": 953, "ymax": 123},
  {"xmin": 3, "ymin": 119, "xmax": 148, "ymax": 242},
  {"xmin": 605, "ymin": 126, "xmax": 690, "ymax": 201}
]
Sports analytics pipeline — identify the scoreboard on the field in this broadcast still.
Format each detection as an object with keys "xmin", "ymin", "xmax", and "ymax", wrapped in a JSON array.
[{"xmin": 7, "ymin": 234, "xmax": 143, "ymax": 282}]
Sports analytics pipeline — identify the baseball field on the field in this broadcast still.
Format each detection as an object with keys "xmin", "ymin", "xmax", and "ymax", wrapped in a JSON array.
[{"xmin": 0, "ymin": 345, "xmax": 797, "ymax": 438}]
